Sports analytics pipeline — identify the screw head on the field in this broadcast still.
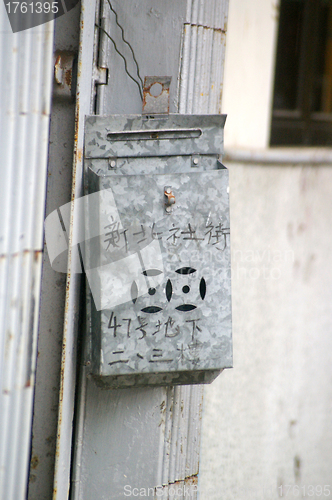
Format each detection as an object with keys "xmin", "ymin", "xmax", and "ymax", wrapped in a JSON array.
[
  {"xmin": 165, "ymin": 206, "xmax": 172, "ymax": 214},
  {"xmin": 109, "ymin": 160, "xmax": 116, "ymax": 168},
  {"xmin": 165, "ymin": 187, "xmax": 171, "ymax": 194},
  {"xmin": 193, "ymin": 158, "xmax": 199, "ymax": 165}
]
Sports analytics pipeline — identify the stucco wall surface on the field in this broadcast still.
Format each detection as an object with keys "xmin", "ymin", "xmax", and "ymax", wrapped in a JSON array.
[{"xmin": 200, "ymin": 163, "xmax": 332, "ymax": 500}]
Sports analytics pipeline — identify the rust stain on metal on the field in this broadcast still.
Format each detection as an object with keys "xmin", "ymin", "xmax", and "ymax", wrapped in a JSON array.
[
  {"xmin": 53, "ymin": 104, "xmax": 80, "ymax": 493},
  {"xmin": 30, "ymin": 455, "xmax": 39, "ymax": 469},
  {"xmin": 34, "ymin": 249, "xmax": 41, "ymax": 262},
  {"xmin": 53, "ymin": 51, "xmax": 76, "ymax": 98},
  {"xmin": 142, "ymin": 76, "xmax": 171, "ymax": 114},
  {"xmin": 29, "ymin": 474, "xmax": 37, "ymax": 484},
  {"xmin": 164, "ymin": 187, "xmax": 175, "ymax": 209},
  {"xmin": 157, "ymin": 475, "xmax": 199, "ymax": 496},
  {"xmin": 185, "ymin": 475, "xmax": 198, "ymax": 486},
  {"xmin": 53, "ymin": 5, "xmax": 87, "ymax": 498},
  {"xmin": 184, "ymin": 22, "xmax": 226, "ymax": 34},
  {"xmin": 0, "ymin": 249, "xmax": 42, "ymax": 261},
  {"xmin": 5, "ymin": 330, "xmax": 13, "ymax": 362},
  {"xmin": 77, "ymin": 148, "xmax": 83, "ymax": 162},
  {"xmin": 65, "ymin": 69, "xmax": 72, "ymax": 88}
]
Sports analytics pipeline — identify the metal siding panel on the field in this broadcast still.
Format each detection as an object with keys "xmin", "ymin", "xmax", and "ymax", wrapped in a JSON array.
[
  {"xmin": 0, "ymin": 9, "xmax": 54, "ymax": 500},
  {"xmin": 178, "ymin": 2, "xmax": 228, "ymax": 116}
]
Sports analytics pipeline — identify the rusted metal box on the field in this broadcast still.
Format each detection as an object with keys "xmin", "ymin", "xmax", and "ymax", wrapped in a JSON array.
[{"xmin": 83, "ymin": 114, "xmax": 232, "ymax": 388}]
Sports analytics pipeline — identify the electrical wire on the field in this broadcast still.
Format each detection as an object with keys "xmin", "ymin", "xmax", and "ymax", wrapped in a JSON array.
[
  {"xmin": 96, "ymin": 24, "xmax": 143, "ymax": 101},
  {"xmin": 106, "ymin": 0, "xmax": 144, "ymax": 91}
]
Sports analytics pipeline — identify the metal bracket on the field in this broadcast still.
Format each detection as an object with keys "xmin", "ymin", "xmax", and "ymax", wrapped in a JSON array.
[
  {"xmin": 142, "ymin": 76, "xmax": 171, "ymax": 115},
  {"xmin": 93, "ymin": 16, "xmax": 109, "ymax": 113},
  {"xmin": 94, "ymin": 16, "xmax": 109, "ymax": 86},
  {"xmin": 53, "ymin": 51, "xmax": 77, "ymax": 99},
  {"xmin": 93, "ymin": 17, "xmax": 109, "ymax": 85}
]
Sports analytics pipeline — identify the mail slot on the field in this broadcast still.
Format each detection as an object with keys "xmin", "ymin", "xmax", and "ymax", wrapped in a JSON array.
[{"xmin": 83, "ymin": 113, "xmax": 232, "ymax": 388}]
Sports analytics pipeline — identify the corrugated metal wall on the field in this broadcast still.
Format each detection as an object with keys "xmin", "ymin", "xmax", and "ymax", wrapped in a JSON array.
[
  {"xmin": 0, "ymin": 10, "xmax": 54, "ymax": 500},
  {"xmin": 180, "ymin": 0, "xmax": 227, "ymax": 114}
]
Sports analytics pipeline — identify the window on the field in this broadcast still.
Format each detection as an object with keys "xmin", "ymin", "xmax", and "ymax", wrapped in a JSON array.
[{"xmin": 271, "ymin": 0, "xmax": 332, "ymax": 145}]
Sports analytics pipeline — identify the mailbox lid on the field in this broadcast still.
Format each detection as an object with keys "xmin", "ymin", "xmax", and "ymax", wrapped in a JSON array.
[{"xmin": 84, "ymin": 114, "xmax": 226, "ymax": 158}]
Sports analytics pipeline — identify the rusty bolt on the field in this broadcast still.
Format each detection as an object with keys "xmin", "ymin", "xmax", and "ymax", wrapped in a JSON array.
[{"xmin": 164, "ymin": 187, "xmax": 175, "ymax": 213}]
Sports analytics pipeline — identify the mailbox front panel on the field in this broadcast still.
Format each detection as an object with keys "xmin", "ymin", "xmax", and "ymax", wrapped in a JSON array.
[{"xmin": 84, "ymin": 115, "xmax": 232, "ymax": 388}]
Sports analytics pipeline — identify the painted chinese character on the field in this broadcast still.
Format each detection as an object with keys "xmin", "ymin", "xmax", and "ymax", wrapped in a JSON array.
[
  {"xmin": 204, "ymin": 222, "xmax": 214, "ymax": 243},
  {"xmin": 177, "ymin": 343, "xmax": 185, "ymax": 361},
  {"xmin": 104, "ymin": 216, "xmax": 120, "ymax": 249},
  {"xmin": 149, "ymin": 348, "xmax": 173, "ymax": 364},
  {"xmin": 151, "ymin": 222, "xmax": 162, "ymax": 240},
  {"xmin": 108, "ymin": 312, "xmax": 122, "ymax": 337},
  {"xmin": 181, "ymin": 223, "xmax": 204, "ymax": 241},
  {"xmin": 108, "ymin": 349, "xmax": 129, "ymax": 366},
  {"xmin": 185, "ymin": 318, "xmax": 202, "ymax": 341},
  {"xmin": 165, "ymin": 316, "xmax": 180, "ymax": 338},
  {"xmin": 133, "ymin": 224, "xmax": 147, "ymax": 245},
  {"xmin": 108, "ymin": 359, "xmax": 129, "ymax": 366},
  {"xmin": 120, "ymin": 228, "xmax": 129, "ymax": 253},
  {"xmin": 176, "ymin": 342, "xmax": 201, "ymax": 365},
  {"xmin": 136, "ymin": 316, "xmax": 148, "ymax": 339},
  {"xmin": 122, "ymin": 318, "xmax": 131, "ymax": 338},
  {"xmin": 152, "ymin": 319, "xmax": 162, "ymax": 336},
  {"xmin": 167, "ymin": 224, "xmax": 181, "ymax": 244},
  {"xmin": 206, "ymin": 222, "xmax": 230, "ymax": 250}
]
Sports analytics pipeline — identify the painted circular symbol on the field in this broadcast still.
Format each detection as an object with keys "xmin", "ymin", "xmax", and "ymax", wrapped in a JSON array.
[{"xmin": 132, "ymin": 267, "xmax": 207, "ymax": 314}]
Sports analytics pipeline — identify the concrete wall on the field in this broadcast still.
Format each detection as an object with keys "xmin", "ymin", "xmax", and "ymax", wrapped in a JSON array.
[{"xmin": 199, "ymin": 162, "xmax": 332, "ymax": 499}]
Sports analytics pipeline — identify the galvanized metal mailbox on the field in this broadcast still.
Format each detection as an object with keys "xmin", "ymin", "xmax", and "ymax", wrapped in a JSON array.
[{"xmin": 83, "ymin": 111, "xmax": 232, "ymax": 388}]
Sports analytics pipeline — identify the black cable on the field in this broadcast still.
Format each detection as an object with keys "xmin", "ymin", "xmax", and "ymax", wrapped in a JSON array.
[
  {"xmin": 106, "ymin": 0, "xmax": 144, "ymax": 91},
  {"xmin": 96, "ymin": 23, "xmax": 143, "ymax": 101}
]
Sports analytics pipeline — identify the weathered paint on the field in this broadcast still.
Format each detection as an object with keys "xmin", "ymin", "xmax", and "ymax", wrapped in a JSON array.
[
  {"xmin": 0, "ymin": 8, "xmax": 54, "ymax": 500},
  {"xmin": 53, "ymin": 50, "xmax": 77, "ymax": 98}
]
